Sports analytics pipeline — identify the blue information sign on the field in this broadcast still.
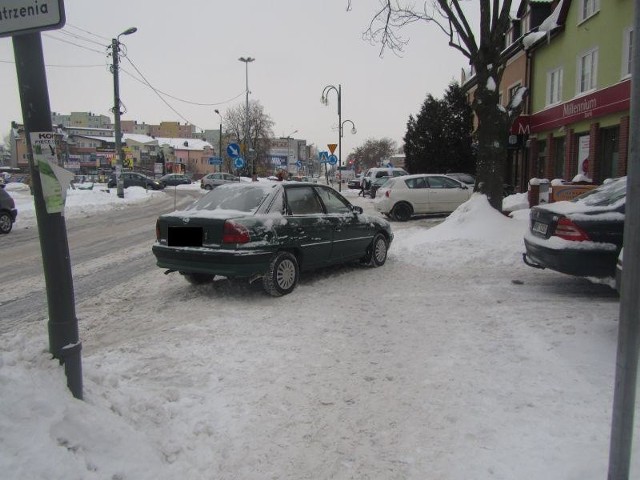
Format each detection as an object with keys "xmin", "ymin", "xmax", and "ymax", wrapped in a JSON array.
[
  {"xmin": 227, "ymin": 143, "xmax": 241, "ymax": 158},
  {"xmin": 319, "ymin": 151, "xmax": 329, "ymax": 163},
  {"xmin": 208, "ymin": 156, "xmax": 222, "ymax": 165}
]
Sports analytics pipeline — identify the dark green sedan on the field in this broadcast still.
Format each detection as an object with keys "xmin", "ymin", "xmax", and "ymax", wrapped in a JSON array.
[{"xmin": 152, "ymin": 182, "xmax": 393, "ymax": 296}]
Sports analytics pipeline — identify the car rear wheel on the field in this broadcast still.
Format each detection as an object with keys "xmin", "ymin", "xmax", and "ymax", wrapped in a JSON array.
[
  {"xmin": 204, "ymin": 184, "xmax": 213, "ymax": 190},
  {"xmin": 0, "ymin": 212, "xmax": 13, "ymax": 234},
  {"xmin": 363, "ymin": 233, "xmax": 388, "ymax": 267},
  {"xmin": 182, "ymin": 272, "xmax": 214, "ymax": 285},
  {"xmin": 263, "ymin": 251, "xmax": 299, "ymax": 296},
  {"xmin": 392, "ymin": 203, "xmax": 412, "ymax": 222}
]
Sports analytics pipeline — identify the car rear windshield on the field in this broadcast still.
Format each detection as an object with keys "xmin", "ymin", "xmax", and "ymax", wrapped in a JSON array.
[
  {"xmin": 573, "ymin": 177, "xmax": 626, "ymax": 207},
  {"xmin": 190, "ymin": 183, "xmax": 275, "ymax": 213}
]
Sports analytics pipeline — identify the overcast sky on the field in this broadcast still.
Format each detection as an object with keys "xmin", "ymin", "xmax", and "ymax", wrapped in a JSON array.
[{"xmin": 1, "ymin": 0, "xmax": 476, "ymax": 158}]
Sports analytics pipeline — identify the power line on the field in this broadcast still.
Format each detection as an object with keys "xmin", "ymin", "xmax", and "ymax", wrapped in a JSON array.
[
  {"xmin": 43, "ymin": 33, "xmax": 106, "ymax": 55},
  {"xmin": 0, "ymin": 59, "xmax": 106, "ymax": 68},
  {"xmin": 65, "ymin": 23, "xmax": 111, "ymax": 41},
  {"xmin": 119, "ymin": 66, "xmax": 244, "ymax": 106},
  {"xmin": 121, "ymin": 55, "xmax": 204, "ymax": 131},
  {"xmin": 57, "ymin": 28, "xmax": 108, "ymax": 48}
]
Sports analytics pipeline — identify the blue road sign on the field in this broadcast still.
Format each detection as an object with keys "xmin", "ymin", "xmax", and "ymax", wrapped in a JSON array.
[
  {"xmin": 319, "ymin": 151, "xmax": 329, "ymax": 163},
  {"xmin": 227, "ymin": 143, "xmax": 240, "ymax": 158},
  {"xmin": 208, "ymin": 156, "xmax": 222, "ymax": 165},
  {"xmin": 295, "ymin": 160, "xmax": 302, "ymax": 168},
  {"xmin": 234, "ymin": 157, "xmax": 245, "ymax": 169},
  {"xmin": 328, "ymin": 154, "xmax": 338, "ymax": 165}
]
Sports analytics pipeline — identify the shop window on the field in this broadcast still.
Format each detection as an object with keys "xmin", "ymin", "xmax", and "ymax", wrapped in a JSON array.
[
  {"xmin": 537, "ymin": 140, "xmax": 547, "ymax": 178},
  {"xmin": 599, "ymin": 127, "xmax": 619, "ymax": 180},
  {"xmin": 577, "ymin": 48, "xmax": 598, "ymax": 94},
  {"xmin": 622, "ymin": 27, "xmax": 633, "ymax": 79},
  {"xmin": 546, "ymin": 67, "xmax": 563, "ymax": 106},
  {"xmin": 553, "ymin": 137, "xmax": 566, "ymax": 179},
  {"xmin": 579, "ymin": 0, "xmax": 599, "ymax": 23}
]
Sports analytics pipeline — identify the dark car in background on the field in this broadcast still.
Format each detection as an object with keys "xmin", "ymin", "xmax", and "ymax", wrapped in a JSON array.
[
  {"xmin": 158, "ymin": 174, "xmax": 192, "ymax": 187},
  {"xmin": 523, "ymin": 177, "xmax": 626, "ymax": 278},
  {"xmin": 368, "ymin": 176, "xmax": 391, "ymax": 198},
  {"xmin": 152, "ymin": 182, "xmax": 393, "ymax": 296},
  {"xmin": 108, "ymin": 172, "xmax": 164, "ymax": 190},
  {"xmin": 0, "ymin": 183, "xmax": 18, "ymax": 234}
]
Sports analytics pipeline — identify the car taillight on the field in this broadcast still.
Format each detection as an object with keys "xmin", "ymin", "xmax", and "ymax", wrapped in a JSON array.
[
  {"xmin": 385, "ymin": 190, "xmax": 390, "ymax": 198},
  {"xmin": 553, "ymin": 217, "xmax": 591, "ymax": 241},
  {"xmin": 223, "ymin": 220, "xmax": 250, "ymax": 244}
]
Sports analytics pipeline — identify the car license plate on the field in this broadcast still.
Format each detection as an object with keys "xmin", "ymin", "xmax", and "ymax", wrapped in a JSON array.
[{"xmin": 532, "ymin": 221, "xmax": 548, "ymax": 235}]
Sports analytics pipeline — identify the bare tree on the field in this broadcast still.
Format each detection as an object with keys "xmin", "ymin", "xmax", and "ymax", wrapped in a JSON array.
[
  {"xmin": 353, "ymin": 0, "xmax": 526, "ymax": 210},
  {"xmin": 223, "ymin": 100, "xmax": 275, "ymax": 175}
]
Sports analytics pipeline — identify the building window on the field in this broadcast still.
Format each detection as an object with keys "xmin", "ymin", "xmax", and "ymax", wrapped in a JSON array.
[
  {"xmin": 622, "ymin": 27, "xmax": 633, "ymax": 79},
  {"xmin": 546, "ymin": 67, "xmax": 563, "ymax": 106},
  {"xmin": 577, "ymin": 48, "xmax": 598, "ymax": 94},
  {"xmin": 579, "ymin": 0, "xmax": 599, "ymax": 23}
]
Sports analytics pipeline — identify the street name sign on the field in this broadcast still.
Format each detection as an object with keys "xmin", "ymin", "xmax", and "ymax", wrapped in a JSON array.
[{"xmin": 0, "ymin": 0, "xmax": 66, "ymax": 38}]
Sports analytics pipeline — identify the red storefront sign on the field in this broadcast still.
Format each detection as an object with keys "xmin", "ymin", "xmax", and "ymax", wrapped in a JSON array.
[{"xmin": 528, "ymin": 79, "xmax": 630, "ymax": 133}]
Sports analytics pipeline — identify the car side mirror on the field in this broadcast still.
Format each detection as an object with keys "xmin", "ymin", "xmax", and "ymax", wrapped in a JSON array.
[{"xmin": 352, "ymin": 205, "xmax": 363, "ymax": 214}]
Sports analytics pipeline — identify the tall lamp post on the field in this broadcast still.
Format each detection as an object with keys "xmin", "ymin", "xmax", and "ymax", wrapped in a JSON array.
[
  {"xmin": 214, "ymin": 109, "xmax": 223, "ymax": 172},
  {"xmin": 239, "ymin": 56, "xmax": 255, "ymax": 179},
  {"xmin": 287, "ymin": 129, "xmax": 298, "ymax": 177},
  {"xmin": 340, "ymin": 119, "xmax": 357, "ymax": 176},
  {"xmin": 111, "ymin": 27, "xmax": 137, "ymax": 199},
  {"xmin": 321, "ymin": 84, "xmax": 355, "ymax": 192}
]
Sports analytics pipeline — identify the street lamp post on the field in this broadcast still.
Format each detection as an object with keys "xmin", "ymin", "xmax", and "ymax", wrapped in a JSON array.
[
  {"xmin": 321, "ymin": 84, "xmax": 355, "ymax": 192},
  {"xmin": 111, "ymin": 27, "xmax": 137, "ymax": 198},
  {"xmin": 287, "ymin": 129, "xmax": 298, "ymax": 177},
  {"xmin": 340, "ymin": 119, "xmax": 357, "ymax": 176},
  {"xmin": 214, "ymin": 109, "xmax": 223, "ymax": 172},
  {"xmin": 238, "ymin": 56, "xmax": 255, "ymax": 179}
]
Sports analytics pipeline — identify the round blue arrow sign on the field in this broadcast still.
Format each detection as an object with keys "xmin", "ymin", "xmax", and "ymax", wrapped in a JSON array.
[
  {"xmin": 328, "ymin": 154, "xmax": 338, "ymax": 165},
  {"xmin": 227, "ymin": 143, "xmax": 240, "ymax": 158},
  {"xmin": 234, "ymin": 157, "xmax": 245, "ymax": 169}
]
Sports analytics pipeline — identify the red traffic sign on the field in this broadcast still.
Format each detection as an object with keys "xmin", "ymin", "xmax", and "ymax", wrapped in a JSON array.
[{"xmin": 0, "ymin": 0, "xmax": 66, "ymax": 38}]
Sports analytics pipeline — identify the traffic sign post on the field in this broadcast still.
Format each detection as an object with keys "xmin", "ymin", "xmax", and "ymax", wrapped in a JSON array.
[
  {"xmin": 0, "ymin": 0, "xmax": 66, "ymax": 38},
  {"xmin": 9, "ymin": 2, "xmax": 83, "ymax": 400}
]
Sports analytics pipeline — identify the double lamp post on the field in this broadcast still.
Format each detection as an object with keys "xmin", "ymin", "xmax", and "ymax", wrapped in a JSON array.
[{"xmin": 321, "ymin": 83, "xmax": 356, "ymax": 192}]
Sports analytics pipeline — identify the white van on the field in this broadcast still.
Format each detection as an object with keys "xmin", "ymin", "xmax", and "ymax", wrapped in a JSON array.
[
  {"xmin": 333, "ymin": 166, "xmax": 355, "ymax": 183},
  {"xmin": 362, "ymin": 167, "xmax": 408, "ymax": 189}
]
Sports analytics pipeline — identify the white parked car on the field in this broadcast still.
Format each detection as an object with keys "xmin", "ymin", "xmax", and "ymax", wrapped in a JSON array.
[
  {"xmin": 200, "ymin": 172, "xmax": 240, "ymax": 190},
  {"xmin": 374, "ymin": 173, "xmax": 473, "ymax": 221}
]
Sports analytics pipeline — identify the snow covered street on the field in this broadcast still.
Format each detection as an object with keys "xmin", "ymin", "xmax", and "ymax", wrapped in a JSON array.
[{"xmin": 0, "ymin": 183, "xmax": 634, "ymax": 479}]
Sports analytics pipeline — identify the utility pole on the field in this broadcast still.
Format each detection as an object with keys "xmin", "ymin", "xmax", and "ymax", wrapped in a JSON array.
[
  {"xmin": 111, "ymin": 27, "xmax": 137, "ymax": 198},
  {"xmin": 607, "ymin": 1, "xmax": 640, "ymax": 477}
]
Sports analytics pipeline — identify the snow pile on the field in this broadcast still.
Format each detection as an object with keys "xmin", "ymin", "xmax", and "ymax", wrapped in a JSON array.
[{"xmin": 391, "ymin": 194, "xmax": 528, "ymax": 269}]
